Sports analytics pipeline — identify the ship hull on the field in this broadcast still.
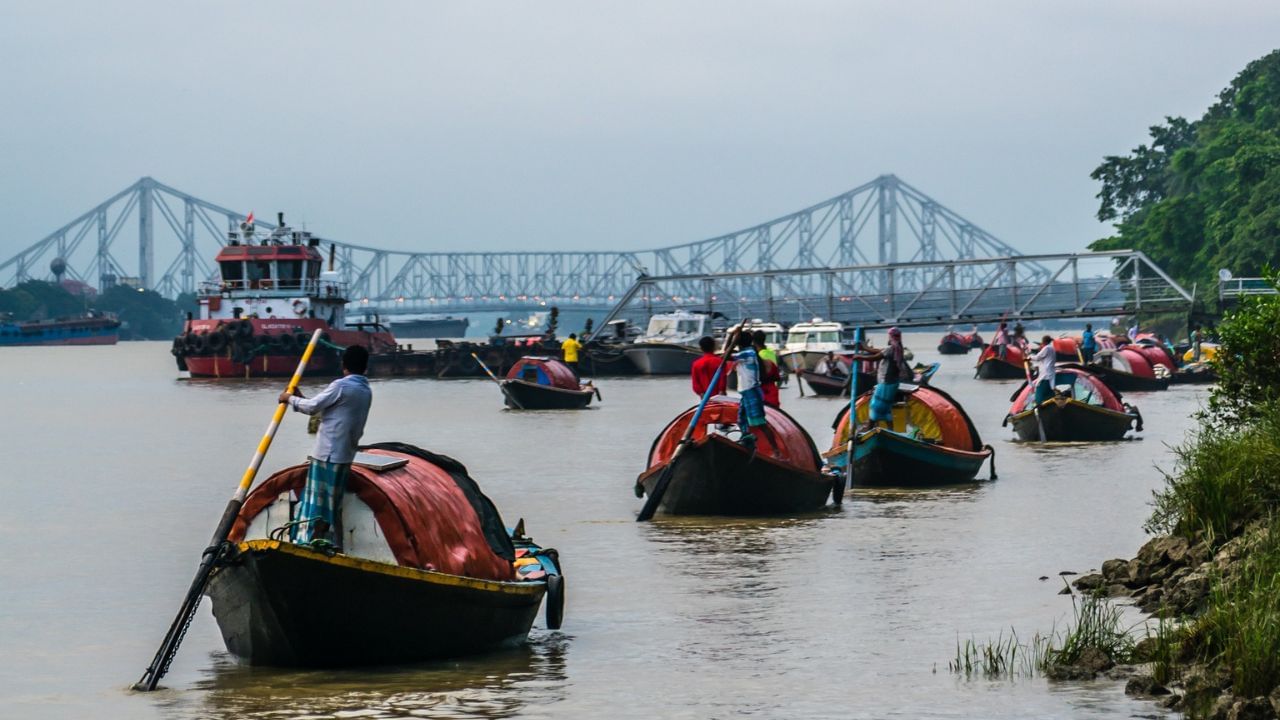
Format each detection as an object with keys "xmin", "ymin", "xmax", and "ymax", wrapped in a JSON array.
[{"xmin": 623, "ymin": 343, "xmax": 700, "ymax": 375}]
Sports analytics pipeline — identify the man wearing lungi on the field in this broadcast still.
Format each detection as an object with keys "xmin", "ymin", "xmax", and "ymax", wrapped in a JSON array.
[
  {"xmin": 853, "ymin": 327, "xmax": 913, "ymax": 431},
  {"xmin": 278, "ymin": 344, "xmax": 373, "ymax": 550},
  {"xmin": 733, "ymin": 332, "xmax": 779, "ymax": 450}
]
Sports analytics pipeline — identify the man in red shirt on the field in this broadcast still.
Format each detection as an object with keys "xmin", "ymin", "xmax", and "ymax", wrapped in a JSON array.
[{"xmin": 691, "ymin": 336, "xmax": 732, "ymax": 396}]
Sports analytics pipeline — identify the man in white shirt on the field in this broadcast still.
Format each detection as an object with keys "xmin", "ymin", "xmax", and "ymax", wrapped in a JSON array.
[
  {"xmin": 277, "ymin": 345, "xmax": 373, "ymax": 550},
  {"xmin": 1031, "ymin": 335, "xmax": 1057, "ymax": 406}
]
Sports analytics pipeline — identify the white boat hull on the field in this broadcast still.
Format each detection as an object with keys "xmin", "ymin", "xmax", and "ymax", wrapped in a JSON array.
[{"xmin": 623, "ymin": 343, "xmax": 700, "ymax": 375}]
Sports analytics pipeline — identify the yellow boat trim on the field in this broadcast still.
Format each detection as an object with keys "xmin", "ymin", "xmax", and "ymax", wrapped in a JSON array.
[{"xmin": 238, "ymin": 539, "xmax": 545, "ymax": 597}]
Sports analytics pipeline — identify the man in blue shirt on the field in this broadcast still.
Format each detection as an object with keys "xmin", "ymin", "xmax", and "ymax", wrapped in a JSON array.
[
  {"xmin": 1081, "ymin": 323, "xmax": 1098, "ymax": 364},
  {"xmin": 277, "ymin": 345, "xmax": 373, "ymax": 550}
]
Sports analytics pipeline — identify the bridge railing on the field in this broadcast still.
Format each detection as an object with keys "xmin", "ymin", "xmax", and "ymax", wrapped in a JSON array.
[
  {"xmin": 1218, "ymin": 277, "xmax": 1277, "ymax": 300},
  {"xmin": 197, "ymin": 278, "xmax": 349, "ymax": 298},
  {"xmin": 592, "ymin": 250, "xmax": 1191, "ymax": 332}
]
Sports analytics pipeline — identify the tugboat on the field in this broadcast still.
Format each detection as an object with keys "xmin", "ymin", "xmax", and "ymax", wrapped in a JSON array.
[{"xmin": 172, "ymin": 214, "xmax": 397, "ymax": 378}]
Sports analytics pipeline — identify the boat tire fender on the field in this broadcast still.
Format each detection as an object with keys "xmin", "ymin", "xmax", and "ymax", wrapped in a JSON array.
[
  {"xmin": 279, "ymin": 332, "xmax": 297, "ymax": 350},
  {"xmin": 170, "ymin": 338, "xmax": 184, "ymax": 357},
  {"xmin": 207, "ymin": 330, "xmax": 228, "ymax": 352},
  {"xmin": 545, "ymin": 571, "xmax": 565, "ymax": 630},
  {"xmin": 295, "ymin": 332, "xmax": 310, "ymax": 349},
  {"xmin": 238, "ymin": 320, "xmax": 254, "ymax": 339}
]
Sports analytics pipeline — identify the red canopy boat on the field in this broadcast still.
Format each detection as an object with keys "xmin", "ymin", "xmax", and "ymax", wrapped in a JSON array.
[
  {"xmin": 1075, "ymin": 345, "xmax": 1171, "ymax": 391},
  {"xmin": 213, "ymin": 443, "xmax": 564, "ymax": 666},
  {"xmin": 975, "ymin": 343, "xmax": 1028, "ymax": 379},
  {"xmin": 500, "ymin": 356, "xmax": 598, "ymax": 409},
  {"xmin": 633, "ymin": 398, "xmax": 833, "ymax": 516},
  {"xmin": 1004, "ymin": 367, "xmax": 1141, "ymax": 441}
]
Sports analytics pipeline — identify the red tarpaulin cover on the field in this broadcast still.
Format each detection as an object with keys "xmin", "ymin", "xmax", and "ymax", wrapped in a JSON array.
[
  {"xmin": 646, "ymin": 398, "xmax": 821, "ymax": 472},
  {"xmin": 230, "ymin": 449, "xmax": 513, "ymax": 581}
]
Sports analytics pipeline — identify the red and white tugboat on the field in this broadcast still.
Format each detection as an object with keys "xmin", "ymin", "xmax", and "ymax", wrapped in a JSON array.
[{"xmin": 172, "ymin": 213, "xmax": 397, "ymax": 378}]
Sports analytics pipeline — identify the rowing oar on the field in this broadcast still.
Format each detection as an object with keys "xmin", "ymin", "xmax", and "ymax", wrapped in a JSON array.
[
  {"xmin": 1023, "ymin": 358, "xmax": 1047, "ymax": 442},
  {"xmin": 793, "ymin": 354, "xmax": 806, "ymax": 398},
  {"xmin": 472, "ymin": 353, "xmax": 524, "ymax": 410},
  {"xmin": 637, "ymin": 325, "xmax": 741, "ymax": 522},
  {"xmin": 134, "ymin": 328, "xmax": 323, "ymax": 692}
]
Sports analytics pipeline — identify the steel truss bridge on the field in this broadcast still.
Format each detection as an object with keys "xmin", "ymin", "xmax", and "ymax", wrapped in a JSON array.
[
  {"xmin": 0, "ymin": 174, "xmax": 1192, "ymax": 326},
  {"xmin": 597, "ymin": 250, "xmax": 1193, "ymax": 330}
]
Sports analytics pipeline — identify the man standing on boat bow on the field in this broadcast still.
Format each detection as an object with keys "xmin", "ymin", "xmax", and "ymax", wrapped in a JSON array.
[
  {"xmin": 278, "ymin": 345, "xmax": 373, "ymax": 551},
  {"xmin": 1032, "ymin": 335, "xmax": 1058, "ymax": 406},
  {"xmin": 852, "ymin": 327, "xmax": 914, "ymax": 431}
]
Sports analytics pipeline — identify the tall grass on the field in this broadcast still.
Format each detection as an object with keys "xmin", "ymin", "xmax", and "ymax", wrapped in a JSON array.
[
  {"xmin": 950, "ymin": 592, "xmax": 1136, "ymax": 680},
  {"xmin": 1146, "ymin": 406, "xmax": 1280, "ymax": 541},
  {"xmin": 1042, "ymin": 591, "xmax": 1136, "ymax": 669},
  {"xmin": 1180, "ymin": 518, "xmax": 1280, "ymax": 697}
]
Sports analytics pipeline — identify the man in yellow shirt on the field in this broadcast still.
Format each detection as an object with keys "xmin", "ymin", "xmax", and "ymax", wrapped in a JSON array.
[{"xmin": 561, "ymin": 333, "xmax": 583, "ymax": 377}]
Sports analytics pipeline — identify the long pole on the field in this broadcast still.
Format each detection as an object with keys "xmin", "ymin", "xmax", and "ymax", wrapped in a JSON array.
[
  {"xmin": 134, "ymin": 329, "xmax": 324, "ymax": 692},
  {"xmin": 637, "ymin": 326, "xmax": 741, "ymax": 521},
  {"xmin": 472, "ymin": 353, "xmax": 524, "ymax": 409}
]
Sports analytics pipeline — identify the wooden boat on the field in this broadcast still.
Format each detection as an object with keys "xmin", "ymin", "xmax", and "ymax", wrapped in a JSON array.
[
  {"xmin": 937, "ymin": 330, "xmax": 982, "ymax": 355},
  {"xmin": 1079, "ymin": 346, "xmax": 1171, "ymax": 391},
  {"xmin": 633, "ymin": 398, "xmax": 833, "ymax": 516},
  {"xmin": 501, "ymin": 356, "xmax": 598, "ymax": 409},
  {"xmin": 1004, "ymin": 367, "xmax": 1141, "ymax": 441},
  {"xmin": 799, "ymin": 353, "xmax": 876, "ymax": 397},
  {"xmin": 1170, "ymin": 361, "xmax": 1217, "ymax": 384},
  {"xmin": 825, "ymin": 385, "xmax": 993, "ymax": 487},
  {"xmin": 212, "ymin": 442, "xmax": 564, "ymax": 666},
  {"xmin": 974, "ymin": 343, "xmax": 1028, "ymax": 379}
]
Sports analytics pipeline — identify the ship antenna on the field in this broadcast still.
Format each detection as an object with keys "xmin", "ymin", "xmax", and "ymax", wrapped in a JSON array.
[{"xmin": 328, "ymin": 243, "xmax": 335, "ymax": 272}]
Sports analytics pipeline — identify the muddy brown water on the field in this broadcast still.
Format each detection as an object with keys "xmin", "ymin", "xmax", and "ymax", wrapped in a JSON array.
[{"xmin": 0, "ymin": 335, "xmax": 1203, "ymax": 718}]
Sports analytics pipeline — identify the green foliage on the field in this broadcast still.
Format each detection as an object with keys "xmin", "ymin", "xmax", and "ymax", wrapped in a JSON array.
[
  {"xmin": 92, "ymin": 286, "xmax": 184, "ymax": 340},
  {"xmin": 1090, "ymin": 50, "xmax": 1280, "ymax": 290},
  {"xmin": 0, "ymin": 280, "xmax": 86, "ymax": 320},
  {"xmin": 1205, "ymin": 277, "xmax": 1280, "ymax": 426}
]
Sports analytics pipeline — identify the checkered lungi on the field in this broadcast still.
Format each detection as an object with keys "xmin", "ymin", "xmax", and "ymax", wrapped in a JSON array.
[
  {"xmin": 738, "ymin": 386, "xmax": 768, "ymax": 434},
  {"xmin": 291, "ymin": 459, "xmax": 351, "ymax": 545}
]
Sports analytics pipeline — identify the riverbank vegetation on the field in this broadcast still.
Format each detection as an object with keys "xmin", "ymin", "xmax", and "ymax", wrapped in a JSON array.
[
  {"xmin": 1089, "ymin": 49, "xmax": 1280, "ymax": 294},
  {"xmin": 0, "ymin": 280, "xmax": 190, "ymax": 340}
]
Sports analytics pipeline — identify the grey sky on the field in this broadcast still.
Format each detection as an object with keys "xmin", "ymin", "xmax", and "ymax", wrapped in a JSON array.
[{"xmin": 2, "ymin": 1, "xmax": 1279, "ymax": 263}]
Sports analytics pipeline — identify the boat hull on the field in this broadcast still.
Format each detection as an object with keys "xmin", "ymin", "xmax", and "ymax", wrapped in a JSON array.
[
  {"xmin": 635, "ymin": 434, "xmax": 831, "ymax": 516},
  {"xmin": 975, "ymin": 357, "xmax": 1026, "ymax": 379},
  {"xmin": 206, "ymin": 540, "xmax": 545, "ymax": 667},
  {"xmin": 389, "ymin": 317, "xmax": 470, "ymax": 338},
  {"xmin": 779, "ymin": 350, "xmax": 832, "ymax": 373},
  {"xmin": 623, "ymin": 343, "xmax": 700, "ymax": 375},
  {"xmin": 502, "ymin": 379, "xmax": 594, "ymax": 409},
  {"xmin": 849, "ymin": 429, "xmax": 990, "ymax": 487},
  {"xmin": 180, "ymin": 320, "xmax": 395, "ymax": 378},
  {"xmin": 1081, "ymin": 363, "xmax": 1170, "ymax": 392},
  {"xmin": 1009, "ymin": 399, "xmax": 1136, "ymax": 442},
  {"xmin": 0, "ymin": 317, "xmax": 119, "ymax": 346},
  {"xmin": 801, "ymin": 371, "xmax": 876, "ymax": 397},
  {"xmin": 937, "ymin": 339, "xmax": 971, "ymax": 355}
]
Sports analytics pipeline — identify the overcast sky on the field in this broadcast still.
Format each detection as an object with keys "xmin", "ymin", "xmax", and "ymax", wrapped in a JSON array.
[{"xmin": 2, "ymin": 1, "xmax": 1279, "ymax": 267}]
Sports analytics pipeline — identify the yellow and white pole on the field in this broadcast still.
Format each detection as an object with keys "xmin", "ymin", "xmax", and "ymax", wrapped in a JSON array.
[{"xmin": 135, "ymin": 328, "xmax": 324, "ymax": 692}]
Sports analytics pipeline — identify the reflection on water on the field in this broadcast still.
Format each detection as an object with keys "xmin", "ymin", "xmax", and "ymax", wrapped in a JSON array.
[{"xmin": 165, "ymin": 633, "xmax": 570, "ymax": 720}]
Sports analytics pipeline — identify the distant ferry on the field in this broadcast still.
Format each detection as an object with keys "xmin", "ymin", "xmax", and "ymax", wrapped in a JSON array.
[
  {"xmin": 170, "ymin": 213, "xmax": 397, "ymax": 378},
  {"xmin": 0, "ymin": 313, "xmax": 120, "ymax": 347},
  {"xmin": 388, "ymin": 314, "xmax": 471, "ymax": 338}
]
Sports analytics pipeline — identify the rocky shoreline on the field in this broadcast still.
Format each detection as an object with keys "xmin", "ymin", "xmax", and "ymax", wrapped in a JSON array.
[{"xmin": 1054, "ymin": 525, "xmax": 1279, "ymax": 719}]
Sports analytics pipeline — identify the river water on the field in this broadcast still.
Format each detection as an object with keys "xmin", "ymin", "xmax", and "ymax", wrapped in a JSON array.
[{"xmin": 0, "ymin": 335, "xmax": 1205, "ymax": 719}]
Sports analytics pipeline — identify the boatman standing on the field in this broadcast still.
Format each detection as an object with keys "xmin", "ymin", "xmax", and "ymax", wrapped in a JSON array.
[
  {"xmin": 1032, "ymin": 335, "xmax": 1058, "ymax": 406},
  {"xmin": 734, "ymin": 332, "xmax": 779, "ymax": 450},
  {"xmin": 992, "ymin": 322, "xmax": 1010, "ymax": 360},
  {"xmin": 561, "ymin": 333, "xmax": 583, "ymax": 378},
  {"xmin": 278, "ymin": 345, "xmax": 373, "ymax": 551},
  {"xmin": 1081, "ymin": 323, "xmax": 1098, "ymax": 364},
  {"xmin": 852, "ymin": 327, "xmax": 913, "ymax": 431},
  {"xmin": 753, "ymin": 330, "xmax": 782, "ymax": 408}
]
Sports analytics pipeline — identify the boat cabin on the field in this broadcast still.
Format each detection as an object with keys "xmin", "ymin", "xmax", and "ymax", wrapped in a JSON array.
[
  {"xmin": 741, "ymin": 320, "xmax": 786, "ymax": 350},
  {"xmin": 784, "ymin": 318, "xmax": 845, "ymax": 351},
  {"xmin": 637, "ymin": 311, "xmax": 708, "ymax": 345},
  {"xmin": 834, "ymin": 386, "xmax": 983, "ymax": 452},
  {"xmin": 506, "ymin": 356, "xmax": 580, "ymax": 390},
  {"xmin": 198, "ymin": 214, "xmax": 349, "ymax": 325}
]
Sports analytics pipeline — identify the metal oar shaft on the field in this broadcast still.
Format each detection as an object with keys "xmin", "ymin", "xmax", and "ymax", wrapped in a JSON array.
[{"xmin": 134, "ymin": 329, "xmax": 324, "ymax": 692}]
